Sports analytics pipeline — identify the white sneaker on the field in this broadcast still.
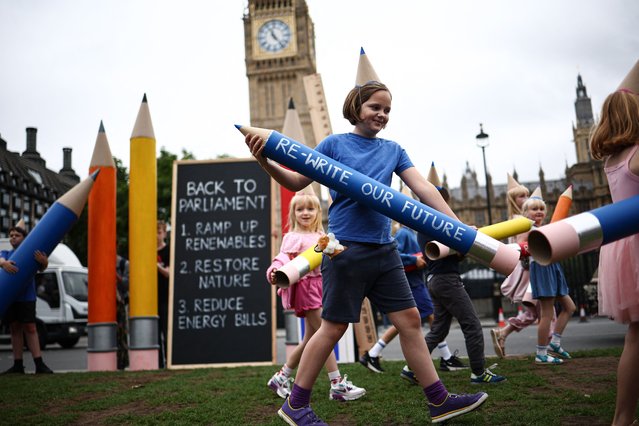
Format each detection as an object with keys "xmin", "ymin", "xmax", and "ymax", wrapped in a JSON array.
[
  {"xmin": 267, "ymin": 371, "xmax": 292, "ymax": 398},
  {"xmin": 329, "ymin": 375, "xmax": 366, "ymax": 401}
]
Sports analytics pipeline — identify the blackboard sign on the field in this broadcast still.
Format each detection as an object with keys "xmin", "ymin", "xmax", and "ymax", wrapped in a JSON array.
[{"xmin": 168, "ymin": 159, "xmax": 275, "ymax": 368}]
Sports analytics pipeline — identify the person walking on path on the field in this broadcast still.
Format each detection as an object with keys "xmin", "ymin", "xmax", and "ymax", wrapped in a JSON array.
[
  {"xmin": 266, "ymin": 188, "xmax": 365, "ymax": 402},
  {"xmin": 415, "ymin": 173, "xmax": 505, "ymax": 386},
  {"xmin": 244, "ymin": 50, "xmax": 487, "ymax": 424},
  {"xmin": 1, "ymin": 221, "xmax": 53, "ymax": 374}
]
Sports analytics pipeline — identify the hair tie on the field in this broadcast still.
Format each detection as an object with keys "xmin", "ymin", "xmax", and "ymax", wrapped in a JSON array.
[{"xmin": 618, "ymin": 88, "xmax": 638, "ymax": 95}]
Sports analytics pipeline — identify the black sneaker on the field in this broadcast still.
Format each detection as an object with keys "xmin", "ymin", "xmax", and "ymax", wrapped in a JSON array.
[
  {"xmin": 440, "ymin": 351, "xmax": 469, "ymax": 372},
  {"xmin": 359, "ymin": 351, "xmax": 384, "ymax": 373},
  {"xmin": 35, "ymin": 364, "xmax": 54, "ymax": 374},
  {"xmin": 2, "ymin": 364, "xmax": 25, "ymax": 374}
]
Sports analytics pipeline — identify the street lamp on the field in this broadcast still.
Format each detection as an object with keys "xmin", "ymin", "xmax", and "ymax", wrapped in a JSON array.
[
  {"xmin": 475, "ymin": 123, "xmax": 492, "ymax": 226},
  {"xmin": 475, "ymin": 123, "xmax": 502, "ymax": 320}
]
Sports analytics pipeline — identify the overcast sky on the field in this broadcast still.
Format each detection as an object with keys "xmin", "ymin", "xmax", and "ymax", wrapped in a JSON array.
[{"xmin": 1, "ymin": 0, "xmax": 638, "ymax": 190}]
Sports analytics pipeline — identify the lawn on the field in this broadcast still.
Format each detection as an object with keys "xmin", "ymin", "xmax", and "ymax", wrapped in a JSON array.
[{"xmin": 0, "ymin": 348, "xmax": 628, "ymax": 425}]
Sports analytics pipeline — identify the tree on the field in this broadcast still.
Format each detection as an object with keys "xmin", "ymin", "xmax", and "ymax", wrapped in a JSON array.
[
  {"xmin": 157, "ymin": 147, "xmax": 195, "ymax": 223},
  {"xmin": 115, "ymin": 157, "xmax": 129, "ymax": 258},
  {"xmin": 64, "ymin": 149, "xmax": 195, "ymax": 262}
]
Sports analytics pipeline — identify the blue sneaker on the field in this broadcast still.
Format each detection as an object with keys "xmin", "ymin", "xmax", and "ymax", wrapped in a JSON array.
[
  {"xmin": 470, "ymin": 369, "xmax": 506, "ymax": 384},
  {"xmin": 548, "ymin": 343, "xmax": 571, "ymax": 359},
  {"xmin": 278, "ymin": 398, "xmax": 327, "ymax": 426},
  {"xmin": 400, "ymin": 365, "xmax": 419, "ymax": 386},
  {"xmin": 428, "ymin": 392, "xmax": 488, "ymax": 423}
]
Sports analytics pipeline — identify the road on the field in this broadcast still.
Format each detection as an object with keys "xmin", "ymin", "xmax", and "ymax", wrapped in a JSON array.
[{"xmin": 0, "ymin": 316, "xmax": 627, "ymax": 373}]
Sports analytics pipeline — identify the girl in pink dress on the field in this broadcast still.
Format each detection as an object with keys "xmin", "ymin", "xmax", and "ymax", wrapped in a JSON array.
[
  {"xmin": 492, "ymin": 176, "xmax": 557, "ymax": 358},
  {"xmin": 590, "ymin": 59, "xmax": 639, "ymax": 426},
  {"xmin": 265, "ymin": 189, "xmax": 365, "ymax": 402}
]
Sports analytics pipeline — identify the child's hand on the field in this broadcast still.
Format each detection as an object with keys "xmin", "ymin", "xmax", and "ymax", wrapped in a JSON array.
[
  {"xmin": 0, "ymin": 259, "xmax": 18, "ymax": 274},
  {"xmin": 34, "ymin": 250, "xmax": 48, "ymax": 266},
  {"xmin": 245, "ymin": 133, "xmax": 269, "ymax": 168}
]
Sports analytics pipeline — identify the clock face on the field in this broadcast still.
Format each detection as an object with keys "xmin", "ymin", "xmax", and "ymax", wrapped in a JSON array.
[{"xmin": 257, "ymin": 19, "xmax": 291, "ymax": 53}]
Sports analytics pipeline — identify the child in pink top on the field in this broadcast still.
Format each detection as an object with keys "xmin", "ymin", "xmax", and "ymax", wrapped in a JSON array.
[
  {"xmin": 266, "ymin": 189, "xmax": 365, "ymax": 402},
  {"xmin": 590, "ymin": 61, "xmax": 639, "ymax": 425}
]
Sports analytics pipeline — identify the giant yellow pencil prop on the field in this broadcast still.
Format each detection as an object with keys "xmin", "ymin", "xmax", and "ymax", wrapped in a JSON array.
[
  {"xmin": 425, "ymin": 216, "xmax": 533, "ymax": 260},
  {"xmin": 87, "ymin": 121, "xmax": 117, "ymax": 371},
  {"xmin": 128, "ymin": 94, "xmax": 159, "ymax": 370},
  {"xmin": 272, "ymin": 244, "xmax": 322, "ymax": 288}
]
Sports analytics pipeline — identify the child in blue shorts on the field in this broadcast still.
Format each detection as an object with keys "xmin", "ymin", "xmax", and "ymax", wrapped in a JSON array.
[{"xmin": 244, "ymin": 49, "xmax": 487, "ymax": 425}]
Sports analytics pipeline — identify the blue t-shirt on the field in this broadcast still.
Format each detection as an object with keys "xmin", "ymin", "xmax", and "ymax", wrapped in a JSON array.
[
  {"xmin": 395, "ymin": 226, "xmax": 421, "ymax": 267},
  {"xmin": 315, "ymin": 133, "xmax": 413, "ymax": 244},
  {"xmin": 0, "ymin": 249, "xmax": 37, "ymax": 302}
]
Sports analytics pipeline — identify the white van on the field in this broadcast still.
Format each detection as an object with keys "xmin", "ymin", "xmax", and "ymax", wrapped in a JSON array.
[{"xmin": 0, "ymin": 240, "xmax": 88, "ymax": 349}]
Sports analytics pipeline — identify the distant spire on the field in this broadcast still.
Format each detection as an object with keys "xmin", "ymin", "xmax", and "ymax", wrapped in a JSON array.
[
  {"xmin": 288, "ymin": 97, "xmax": 295, "ymax": 109},
  {"xmin": 576, "ymin": 74, "xmax": 588, "ymax": 98}
]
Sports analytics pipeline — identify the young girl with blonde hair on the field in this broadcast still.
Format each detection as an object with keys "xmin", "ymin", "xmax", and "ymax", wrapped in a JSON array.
[
  {"xmin": 520, "ymin": 192, "xmax": 575, "ymax": 365},
  {"xmin": 266, "ymin": 189, "xmax": 365, "ymax": 402}
]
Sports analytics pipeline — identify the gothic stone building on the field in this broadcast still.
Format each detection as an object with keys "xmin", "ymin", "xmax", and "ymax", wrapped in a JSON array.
[
  {"xmin": 449, "ymin": 75, "xmax": 610, "ymax": 227},
  {"xmin": 447, "ymin": 75, "xmax": 608, "ymax": 316},
  {"xmin": 0, "ymin": 127, "xmax": 79, "ymax": 237}
]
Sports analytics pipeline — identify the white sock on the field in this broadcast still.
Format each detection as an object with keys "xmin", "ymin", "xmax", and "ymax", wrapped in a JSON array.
[
  {"xmin": 281, "ymin": 364, "xmax": 294, "ymax": 378},
  {"xmin": 328, "ymin": 370, "xmax": 341, "ymax": 383},
  {"xmin": 550, "ymin": 333, "xmax": 561, "ymax": 347},
  {"xmin": 536, "ymin": 345, "xmax": 547, "ymax": 357},
  {"xmin": 438, "ymin": 341, "xmax": 452, "ymax": 360},
  {"xmin": 368, "ymin": 339, "xmax": 386, "ymax": 358}
]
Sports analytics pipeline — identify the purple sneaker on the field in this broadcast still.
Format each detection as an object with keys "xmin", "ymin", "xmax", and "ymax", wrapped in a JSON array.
[
  {"xmin": 278, "ymin": 398, "xmax": 328, "ymax": 426},
  {"xmin": 428, "ymin": 392, "xmax": 488, "ymax": 423}
]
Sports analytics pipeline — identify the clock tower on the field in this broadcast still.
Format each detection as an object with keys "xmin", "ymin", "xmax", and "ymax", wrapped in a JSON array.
[{"xmin": 243, "ymin": 0, "xmax": 319, "ymax": 147}]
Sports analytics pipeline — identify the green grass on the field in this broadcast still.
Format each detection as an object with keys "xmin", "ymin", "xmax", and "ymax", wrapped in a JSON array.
[{"xmin": 0, "ymin": 347, "xmax": 631, "ymax": 425}]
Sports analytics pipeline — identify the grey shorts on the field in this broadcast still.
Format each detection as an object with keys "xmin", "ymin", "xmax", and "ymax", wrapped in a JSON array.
[{"xmin": 321, "ymin": 241, "xmax": 416, "ymax": 323}]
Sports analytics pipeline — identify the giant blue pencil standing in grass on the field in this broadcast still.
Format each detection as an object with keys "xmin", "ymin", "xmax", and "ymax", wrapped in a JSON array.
[
  {"xmin": 235, "ymin": 125, "xmax": 520, "ymax": 275},
  {"xmin": 0, "ymin": 172, "xmax": 98, "ymax": 317}
]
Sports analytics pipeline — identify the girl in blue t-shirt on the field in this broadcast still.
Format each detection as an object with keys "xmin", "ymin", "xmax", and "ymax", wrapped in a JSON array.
[{"xmin": 245, "ymin": 81, "xmax": 487, "ymax": 425}]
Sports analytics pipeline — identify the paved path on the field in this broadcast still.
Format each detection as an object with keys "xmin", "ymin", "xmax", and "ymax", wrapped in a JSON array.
[
  {"xmin": 0, "ymin": 316, "xmax": 626, "ymax": 373},
  {"xmin": 277, "ymin": 316, "xmax": 626, "ymax": 364}
]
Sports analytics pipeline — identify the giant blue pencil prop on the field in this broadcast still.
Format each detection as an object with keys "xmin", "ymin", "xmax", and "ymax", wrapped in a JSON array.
[
  {"xmin": 236, "ymin": 125, "xmax": 519, "ymax": 275},
  {"xmin": 0, "ymin": 171, "xmax": 98, "ymax": 316},
  {"xmin": 528, "ymin": 193, "xmax": 639, "ymax": 265}
]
